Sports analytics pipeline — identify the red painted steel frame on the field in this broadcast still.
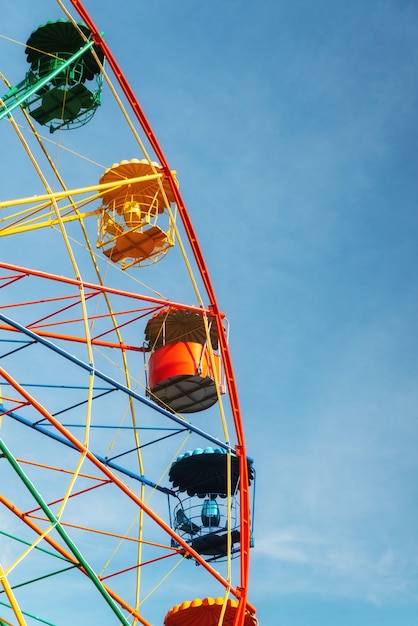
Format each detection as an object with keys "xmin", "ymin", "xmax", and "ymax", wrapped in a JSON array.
[
  {"xmin": 67, "ymin": 2, "xmax": 253, "ymax": 622},
  {"xmin": 0, "ymin": 261, "xmax": 214, "ymax": 350}
]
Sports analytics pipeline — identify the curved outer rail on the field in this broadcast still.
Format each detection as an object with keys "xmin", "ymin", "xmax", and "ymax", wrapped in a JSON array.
[{"xmin": 68, "ymin": 2, "xmax": 253, "ymax": 623}]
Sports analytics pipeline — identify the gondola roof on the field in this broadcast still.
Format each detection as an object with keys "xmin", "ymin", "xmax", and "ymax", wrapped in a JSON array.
[
  {"xmin": 168, "ymin": 447, "xmax": 254, "ymax": 497},
  {"xmin": 25, "ymin": 19, "xmax": 104, "ymax": 81}
]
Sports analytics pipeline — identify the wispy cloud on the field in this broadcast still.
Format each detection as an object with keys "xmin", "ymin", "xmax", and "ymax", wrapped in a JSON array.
[{"xmin": 253, "ymin": 526, "xmax": 418, "ymax": 601}]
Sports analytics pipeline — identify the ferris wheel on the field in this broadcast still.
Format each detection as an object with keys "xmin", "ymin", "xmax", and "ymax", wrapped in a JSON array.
[{"xmin": 0, "ymin": 2, "xmax": 257, "ymax": 625}]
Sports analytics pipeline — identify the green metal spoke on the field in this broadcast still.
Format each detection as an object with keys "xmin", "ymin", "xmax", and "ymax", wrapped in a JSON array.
[
  {"xmin": 0, "ymin": 530, "xmax": 72, "ymax": 563},
  {"xmin": 0, "ymin": 565, "xmax": 78, "ymax": 593},
  {"xmin": 0, "ymin": 438, "xmax": 132, "ymax": 626},
  {"xmin": 0, "ymin": 600, "xmax": 58, "ymax": 626}
]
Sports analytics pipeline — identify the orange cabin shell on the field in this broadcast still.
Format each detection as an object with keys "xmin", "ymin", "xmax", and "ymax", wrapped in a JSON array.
[
  {"xmin": 147, "ymin": 341, "xmax": 221, "ymax": 413},
  {"xmin": 145, "ymin": 309, "xmax": 224, "ymax": 413}
]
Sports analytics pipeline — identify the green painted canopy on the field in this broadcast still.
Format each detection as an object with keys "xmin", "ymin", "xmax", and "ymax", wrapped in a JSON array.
[{"xmin": 25, "ymin": 19, "xmax": 104, "ymax": 82}]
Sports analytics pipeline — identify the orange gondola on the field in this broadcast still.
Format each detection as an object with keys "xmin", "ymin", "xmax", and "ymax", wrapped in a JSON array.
[{"xmin": 145, "ymin": 308, "xmax": 224, "ymax": 413}]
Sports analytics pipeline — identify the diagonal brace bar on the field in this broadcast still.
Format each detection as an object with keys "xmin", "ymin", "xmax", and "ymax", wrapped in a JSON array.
[{"xmin": 0, "ymin": 39, "xmax": 95, "ymax": 123}]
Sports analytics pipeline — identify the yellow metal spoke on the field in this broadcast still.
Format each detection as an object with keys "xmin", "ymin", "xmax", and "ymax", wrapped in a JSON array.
[{"xmin": 0, "ymin": 173, "xmax": 164, "ymax": 210}]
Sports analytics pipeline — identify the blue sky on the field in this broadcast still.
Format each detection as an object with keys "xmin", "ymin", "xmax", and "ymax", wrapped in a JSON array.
[{"xmin": 1, "ymin": 1, "xmax": 418, "ymax": 625}]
